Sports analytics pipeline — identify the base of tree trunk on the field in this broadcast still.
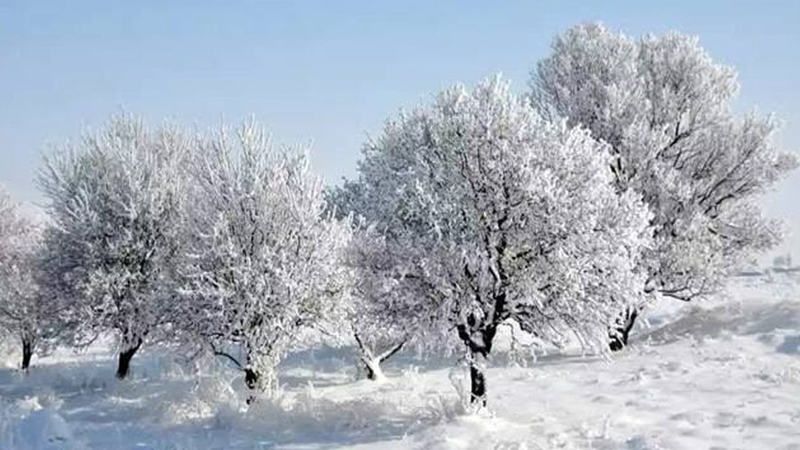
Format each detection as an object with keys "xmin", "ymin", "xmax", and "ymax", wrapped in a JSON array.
[
  {"xmin": 244, "ymin": 368, "xmax": 259, "ymax": 389},
  {"xmin": 609, "ymin": 307, "xmax": 639, "ymax": 352},
  {"xmin": 116, "ymin": 340, "xmax": 142, "ymax": 379},
  {"xmin": 21, "ymin": 339, "xmax": 34, "ymax": 371},
  {"xmin": 469, "ymin": 361, "xmax": 487, "ymax": 407},
  {"xmin": 608, "ymin": 331, "xmax": 628, "ymax": 351},
  {"xmin": 362, "ymin": 358, "xmax": 386, "ymax": 381},
  {"xmin": 353, "ymin": 334, "xmax": 404, "ymax": 383},
  {"xmin": 245, "ymin": 368, "xmax": 260, "ymax": 404}
]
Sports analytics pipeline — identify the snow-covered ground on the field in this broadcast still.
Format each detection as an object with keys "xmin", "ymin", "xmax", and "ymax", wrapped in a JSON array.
[{"xmin": 1, "ymin": 276, "xmax": 799, "ymax": 449}]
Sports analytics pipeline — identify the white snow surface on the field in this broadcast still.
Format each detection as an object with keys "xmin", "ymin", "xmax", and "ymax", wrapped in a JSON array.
[{"xmin": 1, "ymin": 276, "xmax": 799, "ymax": 449}]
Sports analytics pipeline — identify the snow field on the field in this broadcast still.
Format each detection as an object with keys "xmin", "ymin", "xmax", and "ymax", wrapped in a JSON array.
[{"xmin": 0, "ymin": 277, "xmax": 798, "ymax": 449}]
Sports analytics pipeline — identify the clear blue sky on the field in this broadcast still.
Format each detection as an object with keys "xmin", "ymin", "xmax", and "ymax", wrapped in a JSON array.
[{"xmin": 1, "ymin": 1, "xmax": 799, "ymax": 260}]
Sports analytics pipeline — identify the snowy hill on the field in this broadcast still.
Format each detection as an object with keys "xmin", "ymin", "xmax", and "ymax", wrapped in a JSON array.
[{"xmin": 1, "ymin": 277, "xmax": 798, "ymax": 449}]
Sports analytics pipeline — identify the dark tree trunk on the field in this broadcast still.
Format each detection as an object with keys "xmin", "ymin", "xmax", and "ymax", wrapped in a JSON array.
[
  {"xmin": 244, "ymin": 368, "xmax": 260, "ymax": 404},
  {"xmin": 469, "ymin": 360, "xmax": 487, "ymax": 406},
  {"xmin": 116, "ymin": 339, "xmax": 142, "ymax": 379},
  {"xmin": 608, "ymin": 333, "xmax": 625, "ymax": 352},
  {"xmin": 457, "ymin": 319, "xmax": 495, "ymax": 407},
  {"xmin": 609, "ymin": 307, "xmax": 639, "ymax": 352},
  {"xmin": 21, "ymin": 338, "xmax": 34, "ymax": 371},
  {"xmin": 244, "ymin": 368, "xmax": 260, "ymax": 389}
]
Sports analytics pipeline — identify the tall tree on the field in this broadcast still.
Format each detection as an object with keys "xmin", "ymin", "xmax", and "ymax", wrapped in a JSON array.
[
  {"xmin": 38, "ymin": 114, "xmax": 188, "ymax": 378},
  {"xmin": 178, "ymin": 121, "xmax": 351, "ymax": 398},
  {"xmin": 529, "ymin": 24, "xmax": 797, "ymax": 349},
  {"xmin": 346, "ymin": 77, "xmax": 651, "ymax": 406}
]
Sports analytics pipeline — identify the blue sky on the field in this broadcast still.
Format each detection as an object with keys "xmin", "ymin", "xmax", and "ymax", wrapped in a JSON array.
[{"xmin": 1, "ymin": 1, "xmax": 799, "ymax": 259}]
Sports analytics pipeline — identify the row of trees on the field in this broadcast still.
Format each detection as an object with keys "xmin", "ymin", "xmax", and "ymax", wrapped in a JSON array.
[{"xmin": 0, "ymin": 24, "xmax": 795, "ymax": 406}]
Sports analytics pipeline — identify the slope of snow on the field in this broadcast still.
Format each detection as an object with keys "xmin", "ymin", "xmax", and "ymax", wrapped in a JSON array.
[{"xmin": 0, "ymin": 277, "xmax": 798, "ymax": 449}]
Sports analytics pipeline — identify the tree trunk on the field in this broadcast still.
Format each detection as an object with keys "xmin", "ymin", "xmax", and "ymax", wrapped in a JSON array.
[
  {"xmin": 116, "ymin": 339, "xmax": 142, "ymax": 379},
  {"xmin": 469, "ymin": 356, "xmax": 487, "ymax": 407},
  {"xmin": 244, "ymin": 367, "xmax": 260, "ymax": 390},
  {"xmin": 457, "ymin": 321, "xmax": 495, "ymax": 407},
  {"xmin": 609, "ymin": 307, "xmax": 639, "ymax": 352},
  {"xmin": 244, "ymin": 368, "xmax": 260, "ymax": 404},
  {"xmin": 353, "ymin": 333, "xmax": 405, "ymax": 382},
  {"xmin": 362, "ymin": 357, "xmax": 385, "ymax": 381},
  {"xmin": 21, "ymin": 337, "xmax": 34, "ymax": 371}
]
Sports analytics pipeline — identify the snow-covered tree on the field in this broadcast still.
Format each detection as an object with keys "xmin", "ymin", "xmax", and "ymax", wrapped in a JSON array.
[
  {"xmin": 179, "ymin": 121, "xmax": 351, "ymax": 397},
  {"xmin": 38, "ymin": 114, "xmax": 188, "ymax": 378},
  {"xmin": 0, "ymin": 188, "xmax": 54, "ymax": 370},
  {"xmin": 326, "ymin": 185, "xmax": 412, "ymax": 381},
  {"xmin": 529, "ymin": 23, "xmax": 797, "ymax": 349},
  {"xmin": 346, "ymin": 76, "xmax": 651, "ymax": 405}
]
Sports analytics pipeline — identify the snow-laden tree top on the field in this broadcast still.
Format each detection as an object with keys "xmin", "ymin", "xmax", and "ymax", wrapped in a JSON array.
[
  {"xmin": 530, "ymin": 23, "xmax": 797, "ymax": 301},
  {"xmin": 0, "ymin": 187, "xmax": 33, "ymax": 259},
  {"xmin": 345, "ymin": 76, "xmax": 652, "ymax": 360},
  {"xmin": 37, "ymin": 114, "xmax": 188, "ymax": 356},
  {"xmin": 0, "ymin": 187, "xmax": 42, "ymax": 330}
]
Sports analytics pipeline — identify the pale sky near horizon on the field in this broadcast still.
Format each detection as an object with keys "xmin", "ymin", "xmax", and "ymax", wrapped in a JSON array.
[{"xmin": 1, "ymin": 1, "xmax": 799, "ymax": 261}]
